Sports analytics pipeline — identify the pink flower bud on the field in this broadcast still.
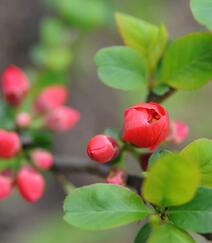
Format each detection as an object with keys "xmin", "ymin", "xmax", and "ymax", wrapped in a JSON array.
[
  {"xmin": 123, "ymin": 102, "xmax": 169, "ymax": 150},
  {"xmin": 166, "ymin": 121, "xmax": 189, "ymax": 144},
  {"xmin": 0, "ymin": 172, "xmax": 13, "ymax": 200},
  {"xmin": 106, "ymin": 169, "xmax": 125, "ymax": 186},
  {"xmin": 45, "ymin": 106, "xmax": 80, "ymax": 131},
  {"xmin": 34, "ymin": 85, "xmax": 68, "ymax": 113},
  {"xmin": 1, "ymin": 65, "xmax": 30, "ymax": 106},
  {"xmin": 0, "ymin": 130, "xmax": 21, "ymax": 158},
  {"xmin": 16, "ymin": 166, "xmax": 45, "ymax": 203},
  {"xmin": 16, "ymin": 112, "xmax": 31, "ymax": 128},
  {"xmin": 31, "ymin": 149, "xmax": 54, "ymax": 170},
  {"xmin": 87, "ymin": 135, "xmax": 119, "ymax": 163}
]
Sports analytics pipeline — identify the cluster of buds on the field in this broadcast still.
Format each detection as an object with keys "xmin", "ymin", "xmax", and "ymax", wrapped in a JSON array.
[
  {"xmin": 0, "ymin": 65, "xmax": 80, "ymax": 202},
  {"xmin": 87, "ymin": 102, "xmax": 189, "ymax": 184}
]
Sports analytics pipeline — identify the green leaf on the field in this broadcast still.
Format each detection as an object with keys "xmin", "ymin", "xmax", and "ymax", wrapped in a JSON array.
[
  {"xmin": 135, "ymin": 224, "xmax": 151, "ymax": 243},
  {"xmin": 115, "ymin": 13, "xmax": 168, "ymax": 71},
  {"xmin": 159, "ymin": 33, "xmax": 212, "ymax": 90},
  {"xmin": 148, "ymin": 224, "xmax": 195, "ymax": 243},
  {"xmin": 40, "ymin": 17, "xmax": 70, "ymax": 47},
  {"xmin": 31, "ymin": 45, "xmax": 73, "ymax": 71},
  {"xmin": 142, "ymin": 153, "xmax": 200, "ymax": 207},
  {"xmin": 96, "ymin": 46, "xmax": 147, "ymax": 91},
  {"xmin": 181, "ymin": 138, "xmax": 212, "ymax": 187},
  {"xmin": 168, "ymin": 187, "xmax": 212, "ymax": 233},
  {"xmin": 57, "ymin": 0, "xmax": 109, "ymax": 30},
  {"xmin": 64, "ymin": 183, "xmax": 150, "ymax": 230},
  {"xmin": 190, "ymin": 0, "xmax": 212, "ymax": 30}
]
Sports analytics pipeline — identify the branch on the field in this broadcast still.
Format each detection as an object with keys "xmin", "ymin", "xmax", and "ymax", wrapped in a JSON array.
[
  {"xmin": 52, "ymin": 156, "xmax": 143, "ymax": 193},
  {"xmin": 146, "ymin": 88, "xmax": 176, "ymax": 103}
]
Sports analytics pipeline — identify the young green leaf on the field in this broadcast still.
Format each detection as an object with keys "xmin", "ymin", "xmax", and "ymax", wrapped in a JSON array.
[
  {"xmin": 64, "ymin": 183, "xmax": 150, "ymax": 230},
  {"xmin": 159, "ymin": 33, "xmax": 212, "ymax": 90},
  {"xmin": 168, "ymin": 187, "xmax": 212, "ymax": 233},
  {"xmin": 134, "ymin": 223, "xmax": 151, "ymax": 243},
  {"xmin": 142, "ymin": 153, "xmax": 200, "ymax": 207},
  {"xmin": 181, "ymin": 138, "xmax": 212, "ymax": 187},
  {"xmin": 190, "ymin": 0, "xmax": 212, "ymax": 30},
  {"xmin": 96, "ymin": 46, "xmax": 147, "ymax": 91},
  {"xmin": 57, "ymin": 0, "xmax": 109, "ymax": 30},
  {"xmin": 115, "ymin": 13, "xmax": 168, "ymax": 71},
  {"xmin": 148, "ymin": 224, "xmax": 195, "ymax": 243}
]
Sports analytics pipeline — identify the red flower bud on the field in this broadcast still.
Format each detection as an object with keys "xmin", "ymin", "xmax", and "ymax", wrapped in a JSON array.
[
  {"xmin": 166, "ymin": 121, "xmax": 189, "ymax": 144},
  {"xmin": 35, "ymin": 85, "xmax": 68, "ymax": 113},
  {"xmin": 87, "ymin": 135, "xmax": 119, "ymax": 163},
  {"xmin": 45, "ymin": 106, "xmax": 80, "ymax": 131},
  {"xmin": 106, "ymin": 169, "xmax": 125, "ymax": 186},
  {"xmin": 123, "ymin": 102, "xmax": 169, "ymax": 150},
  {"xmin": 1, "ymin": 65, "xmax": 30, "ymax": 106},
  {"xmin": 16, "ymin": 166, "xmax": 45, "ymax": 203},
  {"xmin": 0, "ymin": 130, "xmax": 21, "ymax": 158},
  {"xmin": 139, "ymin": 153, "xmax": 152, "ymax": 171},
  {"xmin": 0, "ymin": 172, "xmax": 13, "ymax": 200},
  {"xmin": 31, "ymin": 149, "xmax": 54, "ymax": 170},
  {"xmin": 16, "ymin": 112, "xmax": 31, "ymax": 128}
]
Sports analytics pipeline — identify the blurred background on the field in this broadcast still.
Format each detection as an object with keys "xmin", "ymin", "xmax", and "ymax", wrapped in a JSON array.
[{"xmin": 0, "ymin": 0, "xmax": 211, "ymax": 242}]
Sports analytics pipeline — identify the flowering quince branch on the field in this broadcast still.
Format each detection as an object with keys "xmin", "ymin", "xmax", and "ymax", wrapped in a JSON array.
[{"xmin": 62, "ymin": 5, "xmax": 212, "ymax": 243}]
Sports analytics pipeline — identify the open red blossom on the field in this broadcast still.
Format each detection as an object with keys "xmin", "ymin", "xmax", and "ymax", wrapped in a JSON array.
[
  {"xmin": 31, "ymin": 149, "xmax": 54, "ymax": 170},
  {"xmin": 0, "ymin": 173, "xmax": 13, "ymax": 200},
  {"xmin": 123, "ymin": 102, "xmax": 169, "ymax": 150},
  {"xmin": 16, "ymin": 166, "xmax": 45, "ymax": 203},
  {"xmin": 1, "ymin": 65, "xmax": 30, "ymax": 106},
  {"xmin": 0, "ymin": 130, "xmax": 21, "ymax": 158},
  {"xmin": 35, "ymin": 85, "xmax": 68, "ymax": 113},
  {"xmin": 45, "ymin": 106, "xmax": 80, "ymax": 131},
  {"xmin": 87, "ymin": 135, "xmax": 119, "ymax": 163},
  {"xmin": 166, "ymin": 121, "xmax": 189, "ymax": 144}
]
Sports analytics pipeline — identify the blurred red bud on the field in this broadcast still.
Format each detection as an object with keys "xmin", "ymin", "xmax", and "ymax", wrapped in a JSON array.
[
  {"xmin": 166, "ymin": 121, "xmax": 189, "ymax": 144},
  {"xmin": 123, "ymin": 102, "xmax": 169, "ymax": 150},
  {"xmin": 16, "ymin": 166, "xmax": 45, "ymax": 203},
  {"xmin": 45, "ymin": 106, "xmax": 80, "ymax": 131},
  {"xmin": 0, "ymin": 172, "xmax": 13, "ymax": 200},
  {"xmin": 16, "ymin": 112, "xmax": 31, "ymax": 128},
  {"xmin": 35, "ymin": 85, "xmax": 68, "ymax": 113},
  {"xmin": 0, "ymin": 130, "xmax": 21, "ymax": 158},
  {"xmin": 106, "ymin": 169, "xmax": 125, "ymax": 186},
  {"xmin": 1, "ymin": 65, "xmax": 30, "ymax": 106},
  {"xmin": 87, "ymin": 135, "xmax": 119, "ymax": 163},
  {"xmin": 31, "ymin": 149, "xmax": 54, "ymax": 170}
]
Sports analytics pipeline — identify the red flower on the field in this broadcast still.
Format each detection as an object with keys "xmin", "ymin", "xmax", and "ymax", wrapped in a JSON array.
[
  {"xmin": 31, "ymin": 149, "xmax": 54, "ymax": 170},
  {"xmin": 123, "ymin": 102, "xmax": 169, "ymax": 150},
  {"xmin": 45, "ymin": 106, "xmax": 80, "ymax": 131},
  {"xmin": 35, "ymin": 85, "xmax": 68, "ymax": 113},
  {"xmin": 16, "ymin": 166, "xmax": 45, "ymax": 203},
  {"xmin": 0, "ymin": 173, "xmax": 13, "ymax": 200},
  {"xmin": 16, "ymin": 112, "xmax": 31, "ymax": 128},
  {"xmin": 166, "ymin": 121, "xmax": 189, "ymax": 144},
  {"xmin": 106, "ymin": 169, "xmax": 125, "ymax": 186},
  {"xmin": 87, "ymin": 135, "xmax": 119, "ymax": 163},
  {"xmin": 0, "ymin": 130, "xmax": 21, "ymax": 158},
  {"xmin": 1, "ymin": 65, "xmax": 30, "ymax": 106}
]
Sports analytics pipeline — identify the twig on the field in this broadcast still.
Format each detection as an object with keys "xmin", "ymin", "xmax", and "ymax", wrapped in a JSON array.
[
  {"xmin": 52, "ymin": 156, "xmax": 143, "ymax": 193},
  {"xmin": 146, "ymin": 88, "xmax": 176, "ymax": 103}
]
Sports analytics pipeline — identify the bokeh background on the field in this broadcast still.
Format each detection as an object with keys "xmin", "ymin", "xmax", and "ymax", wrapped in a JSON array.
[{"xmin": 0, "ymin": 0, "xmax": 211, "ymax": 242}]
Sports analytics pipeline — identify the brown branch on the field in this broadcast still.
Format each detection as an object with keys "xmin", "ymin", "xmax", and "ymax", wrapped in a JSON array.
[
  {"xmin": 52, "ymin": 156, "xmax": 143, "ymax": 193},
  {"xmin": 146, "ymin": 88, "xmax": 176, "ymax": 103}
]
